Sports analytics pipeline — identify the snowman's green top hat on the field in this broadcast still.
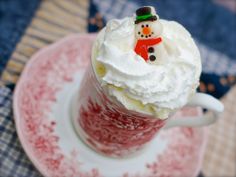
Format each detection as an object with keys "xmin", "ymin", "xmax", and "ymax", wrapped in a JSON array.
[{"xmin": 135, "ymin": 6, "xmax": 157, "ymax": 24}]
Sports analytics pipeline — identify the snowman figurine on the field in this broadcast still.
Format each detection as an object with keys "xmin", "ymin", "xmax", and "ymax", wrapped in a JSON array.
[{"xmin": 134, "ymin": 6, "xmax": 177, "ymax": 64}]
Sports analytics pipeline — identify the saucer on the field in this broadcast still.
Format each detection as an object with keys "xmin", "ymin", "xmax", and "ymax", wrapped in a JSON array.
[{"xmin": 14, "ymin": 34, "xmax": 207, "ymax": 177}]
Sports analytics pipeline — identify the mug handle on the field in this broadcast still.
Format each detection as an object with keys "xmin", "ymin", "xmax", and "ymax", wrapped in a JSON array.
[{"xmin": 164, "ymin": 93, "xmax": 224, "ymax": 129}]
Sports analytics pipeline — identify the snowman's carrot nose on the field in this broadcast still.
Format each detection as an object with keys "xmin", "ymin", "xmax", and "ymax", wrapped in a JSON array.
[{"xmin": 142, "ymin": 27, "xmax": 151, "ymax": 35}]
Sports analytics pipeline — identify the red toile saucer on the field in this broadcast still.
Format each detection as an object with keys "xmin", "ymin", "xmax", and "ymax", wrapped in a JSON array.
[{"xmin": 14, "ymin": 34, "xmax": 207, "ymax": 177}]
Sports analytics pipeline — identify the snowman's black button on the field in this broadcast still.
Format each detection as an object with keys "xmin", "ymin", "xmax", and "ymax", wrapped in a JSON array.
[
  {"xmin": 149, "ymin": 55, "xmax": 156, "ymax": 61},
  {"xmin": 148, "ymin": 47, "xmax": 154, "ymax": 53}
]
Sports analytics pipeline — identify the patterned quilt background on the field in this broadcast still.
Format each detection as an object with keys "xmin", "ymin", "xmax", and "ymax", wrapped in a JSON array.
[{"xmin": 0, "ymin": 0, "xmax": 235, "ymax": 176}]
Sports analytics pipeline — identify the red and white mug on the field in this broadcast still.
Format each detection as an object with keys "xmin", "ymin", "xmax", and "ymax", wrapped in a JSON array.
[{"xmin": 71, "ymin": 63, "xmax": 224, "ymax": 158}]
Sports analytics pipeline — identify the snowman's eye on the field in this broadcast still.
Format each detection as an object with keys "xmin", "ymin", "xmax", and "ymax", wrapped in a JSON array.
[
  {"xmin": 138, "ymin": 32, "xmax": 141, "ymax": 34},
  {"xmin": 152, "ymin": 32, "xmax": 154, "ymax": 34},
  {"xmin": 146, "ymin": 24, "xmax": 149, "ymax": 27},
  {"xmin": 141, "ymin": 25, "xmax": 144, "ymax": 28}
]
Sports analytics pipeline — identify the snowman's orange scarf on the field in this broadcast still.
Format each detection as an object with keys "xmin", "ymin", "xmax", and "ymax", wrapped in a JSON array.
[{"xmin": 134, "ymin": 37, "xmax": 162, "ymax": 61}]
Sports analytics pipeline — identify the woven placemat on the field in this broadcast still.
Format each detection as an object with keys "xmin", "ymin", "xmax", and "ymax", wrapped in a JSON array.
[
  {"xmin": 0, "ymin": 0, "xmax": 88, "ymax": 86},
  {"xmin": 0, "ymin": 0, "xmax": 89, "ymax": 176},
  {"xmin": 202, "ymin": 85, "xmax": 236, "ymax": 177}
]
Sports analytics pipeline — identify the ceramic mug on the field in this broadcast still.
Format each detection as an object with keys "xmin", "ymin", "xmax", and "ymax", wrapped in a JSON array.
[{"xmin": 71, "ymin": 64, "xmax": 224, "ymax": 158}]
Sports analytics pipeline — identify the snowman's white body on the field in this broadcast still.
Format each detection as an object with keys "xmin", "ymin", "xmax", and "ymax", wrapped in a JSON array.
[
  {"xmin": 147, "ymin": 40, "xmax": 167, "ymax": 64},
  {"xmin": 135, "ymin": 16, "xmax": 178, "ymax": 64}
]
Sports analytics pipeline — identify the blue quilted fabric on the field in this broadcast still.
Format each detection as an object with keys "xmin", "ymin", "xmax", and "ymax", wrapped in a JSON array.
[
  {"xmin": 0, "ymin": 0, "xmax": 41, "ymax": 75},
  {"xmin": 91, "ymin": 0, "xmax": 236, "ymax": 99},
  {"xmin": 0, "ymin": 0, "xmax": 235, "ymax": 176},
  {"xmin": 0, "ymin": 86, "xmax": 42, "ymax": 177},
  {"xmin": 138, "ymin": 0, "xmax": 236, "ymax": 59}
]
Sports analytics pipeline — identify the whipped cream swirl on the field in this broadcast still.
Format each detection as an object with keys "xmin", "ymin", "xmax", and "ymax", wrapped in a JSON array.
[{"xmin": 92, "ymin": 17, "xmax": 201, "ymax": 119}]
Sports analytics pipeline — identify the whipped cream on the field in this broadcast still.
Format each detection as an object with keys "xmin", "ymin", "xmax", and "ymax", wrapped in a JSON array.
[{"xmin": 91, "ymin": 17, "xmax": 201, "ymax": 119}]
